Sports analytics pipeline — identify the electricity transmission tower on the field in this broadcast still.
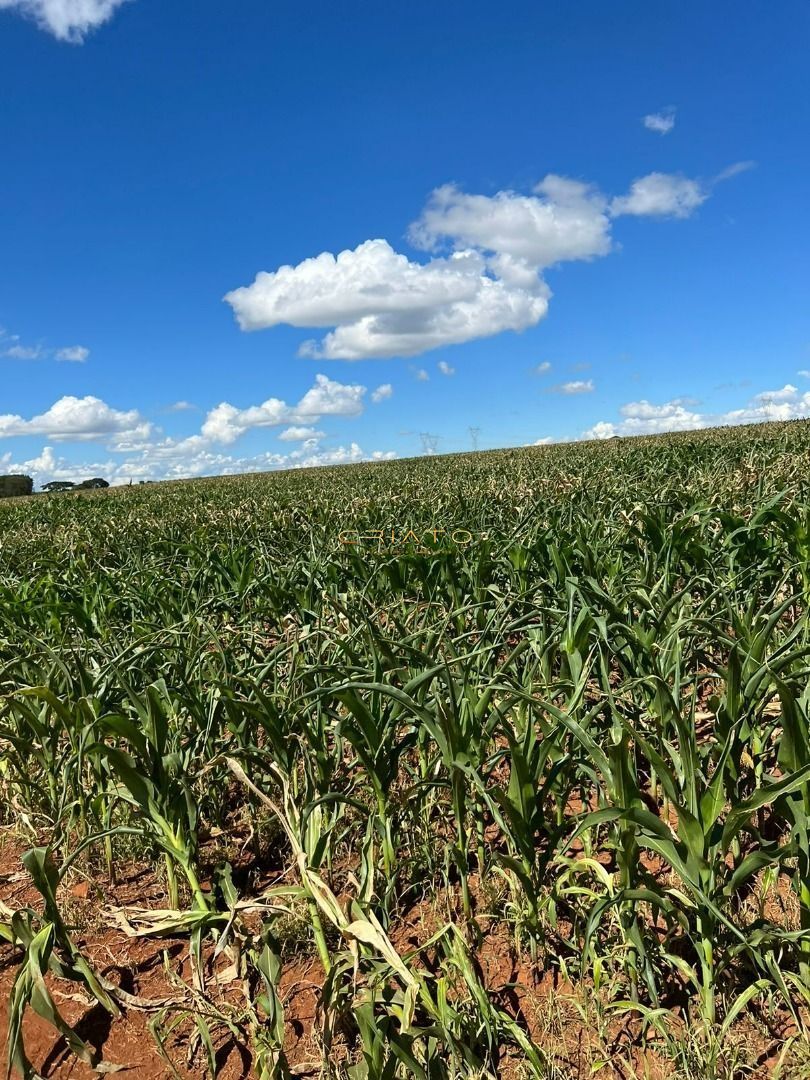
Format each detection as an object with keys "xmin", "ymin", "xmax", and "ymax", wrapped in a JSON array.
[
  {"xmin": 468, "ymin": 426, "xmax": 481, "ymax": 451},
  {"xmin": 419, "ymin": 432, "xmax": 440, "ymax": 456}
]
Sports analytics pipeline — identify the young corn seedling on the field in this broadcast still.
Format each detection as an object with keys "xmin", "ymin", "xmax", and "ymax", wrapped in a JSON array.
[
  {"xmin": 4, "ymin": 848, "xmax": 122, "ymax": 1079},
  {"xmin": 93, "ymin": 679, "xmax": 209, "ymax": 911}
]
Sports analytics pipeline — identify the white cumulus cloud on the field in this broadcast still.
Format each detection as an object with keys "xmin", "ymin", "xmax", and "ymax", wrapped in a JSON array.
[
  {"xmin": 643, "ymin": 107, "xmax": 676, "ymax": 135},
  {"xmin": 754, "ymin": 384, "xmax": 797, "ymax": 404},
  {"xmin": 55, "ymin": 345, "xmax": 90, "ymax": 362},
  {"xmin": 277, "ymin": 426, "xmax": 325, "ymax": 442},
  {"xmin": 371, "ymin": 383, "xmax": 393, "ymax": 403},
  {"xmin": 582, "ymin": 386, "xmax": 810, "ymax": 440},
  {"xmin": 3, "ymin": 344, "xmax": 44, "ymax": 360},
  {"xmin": 0, "ymin": 446, "xmax": 115, "ymax": 486},
  {"xmin": 0, "ymin": 0, "xmax": 130, "ymax": 41},
  {"xmin": 549, "ymin": 379, "xmax": 594, "ymax": 395},
  {"xmin": 0, "ymin": 373, "xmax": 398, "ymax": 485},
  {"xmin": 225, "ymin": 167, "xmax": 744, "ymax": 361},
  {"xmin": 1, "ymin": 328, "xmax": 90, "ymax": 363},
  {"xmin": 438, "ymin": 360, "xmax": 455, "ymax": 376},
  {"xmin": 200, "ymin": 374, "xmax": 366, "ymax": 445},
  {"xmin": 410, "ymin": 176, "xmax": 612, "ymax": 269},
  {"xmin": 295, "ymin": 373, "xmax": 366, "ymax": 418},
  {"xmin": 0, "ymin": 395, "xmax": 151, "ymax": 442},
  {"xmin": 226, "ymin": 240, "xmax": 549, "ymax": 361},
  {"xmin": 611, "ymin": 173, "xmax": 707, "ymax": 218},
  {"xmin": 1, "ymin": 439, "xmax": 397, "ymax": 488}
]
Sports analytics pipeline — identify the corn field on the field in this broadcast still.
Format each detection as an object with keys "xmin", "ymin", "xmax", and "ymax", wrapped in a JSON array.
[{"xmin": 2, "ymin": 421, "xmax": 810, "ymax": 1078}]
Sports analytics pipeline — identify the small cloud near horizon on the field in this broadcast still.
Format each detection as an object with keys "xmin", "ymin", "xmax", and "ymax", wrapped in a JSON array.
[{"xmin": 547, "ymin": 379, "xmax": 594, "ymax": 395}]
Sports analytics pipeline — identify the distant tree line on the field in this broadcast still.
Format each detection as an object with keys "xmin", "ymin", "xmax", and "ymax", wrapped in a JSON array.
[
  {"xmin": 0, "ymin": 475, "xmax": 33, "ymax": 498},
  {"xmin": 0, "ymin": 475, "xmax": 112, "ymax": 499},
  {"xmin": 41, "ymin": 478, "xmax": 110, "ymax": 492}
]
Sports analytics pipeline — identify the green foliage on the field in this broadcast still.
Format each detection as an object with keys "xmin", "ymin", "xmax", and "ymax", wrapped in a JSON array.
[
  {"xmin": 0, "ymin": 474, "xmax": 33, "ymax": 498},
  {"xmin": 41, "ymin": 481, "xmax": 74, "ymax": 492},
  {"xmin": 2, "ymin": 420, "xmax": 810, "ymax": 1076}
]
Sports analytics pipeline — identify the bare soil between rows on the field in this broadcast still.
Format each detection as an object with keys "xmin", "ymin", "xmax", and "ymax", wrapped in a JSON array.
[{"xmin": 0, "ymin": 833, "xmax": 796, "ymax": 1079}]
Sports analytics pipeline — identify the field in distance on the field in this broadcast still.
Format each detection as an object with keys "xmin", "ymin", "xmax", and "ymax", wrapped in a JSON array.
[{"xmin": 2, "ymin": 420, "xmax": 810, "ymax": 1079}]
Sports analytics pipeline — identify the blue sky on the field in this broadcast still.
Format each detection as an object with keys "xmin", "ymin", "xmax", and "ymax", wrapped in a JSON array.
[{"xmin": 0, "ymin": 0, "xmax": 808, "ymax": 484}]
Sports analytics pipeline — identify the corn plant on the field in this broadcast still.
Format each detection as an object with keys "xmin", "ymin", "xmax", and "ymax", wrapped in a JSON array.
[{"xmin": 1, "ymin": 419, "xmax": 810, "ymax": 1075}]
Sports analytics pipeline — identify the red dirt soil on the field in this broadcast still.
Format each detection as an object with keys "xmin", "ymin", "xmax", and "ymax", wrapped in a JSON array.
[{"xmin": 0, "ymin": 833, "xmax": 798, "ymax": 1079}]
